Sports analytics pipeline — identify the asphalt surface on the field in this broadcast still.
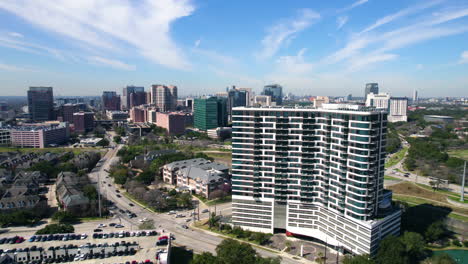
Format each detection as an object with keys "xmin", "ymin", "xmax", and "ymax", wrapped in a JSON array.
[{"xmin": 87, "ymin": 137, "xmax": 303, "ymax": 264}]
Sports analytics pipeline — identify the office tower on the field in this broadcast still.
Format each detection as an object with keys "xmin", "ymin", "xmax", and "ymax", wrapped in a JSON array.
[
  {"xmin": 227, "ymin": 87, "xmax": 248, "ymax": 122},
  {"xmin": 102, "ymin": 91, "xmax": 121, "ymax": 111},
  {"xmin": 231, "ymin": 104, "xmax": 401, "ymax": 255},
  {"xmin": 364, "ymin": 83, "xmax": 379, "ymax": 101},
  {"xmin": 412, "ymin": 90, "xmax": 418, "ymax": 103},
  {"xmin": 194, "ymin": 97, "xmax": 227, "ymax": 131},
  {"xmin": 388, "ymin": 97, "xmax": 408, "ymax": 122},
  {"xmin": 27, "ymin": 87, "xmax": 54, "ymax": 121},
  {"xmin": 186, "ymin": 98, "xmax": 194, "ymax": 111},
  {"xmin": 59, "ymin": 104, "xmax": 79, "ymax": 123},
  {"xmin": 122, "ymin": 86, "xmax": 145, "ymax": 110},
  {"xmin": 73, "ymin": 112, "xmax": 95, "ymax": 133},
  {"xmin": 237, "ymin": 88, "xmax": 254, "ymax": 106},
  {"xmin": 365, "ymin": 93, "xmax": 390, "ymax": 109},
  {"xmin": 151, "ymin": 85, "xmax": 178, "ymax": 112},
  {"xmin": 262, "ymin": 84, "xmax": 283, "ymax": 105},
  {"xmin": 346, "ymin": 94, "xmax": 353, "ymax": 101}
]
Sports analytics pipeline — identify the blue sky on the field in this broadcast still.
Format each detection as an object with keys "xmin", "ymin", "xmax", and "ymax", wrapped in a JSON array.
[{"xmin": 0, "ymin": 0, "xmax": 467, "ymax": 97}]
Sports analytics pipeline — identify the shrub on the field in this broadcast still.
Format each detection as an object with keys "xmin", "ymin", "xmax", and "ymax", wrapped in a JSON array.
[
  {"xmin": 36, "ymin": 224, "xmax": 74, "ymax": 234},
  {"xmin": 451, "ymin": 239, "xmax": 462, "ymax": 247}
]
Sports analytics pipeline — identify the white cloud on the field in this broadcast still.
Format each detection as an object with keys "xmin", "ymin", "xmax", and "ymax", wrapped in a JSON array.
[
  {"xmin": 192, "ymin": 48, "xmax": 238, "ymax": 66},
  {"xmin": 339, "ymin": 0, "xmax": 369, "ymax": 13},
  {"xmin": 256, "ymin": 9, "xmax": 320, "ymax": 59},
  {"xmin": 88, "ymin": 56, "xmax": 136, "ymax": 71},
  {"xmin": 8, "ymin": 32, "xmax": 23, "ymax": 38},
  {"xmin": 347, "ymin": 53, "xmax": 398, "ymax": 71},
  {"xmin": 275, "ymin": 48, "xmax": 314, "ymax": 75},
  {"xmin": 0, "ymin": 0, "xmax": 194, "ymax": 70},
  {"xmin": 460, "ymin": 51, "xmax": 468, "ymax": 64},
  {"xmin": 325, "ymin": 6, "xmax": 468, "ymax": 70},
  {"xmin": 337, "ymin": 16, "xmax": 349, "ymax": 30},
  {"xmin": 360, "ymin": 0, "xmax": 442, "ymax": 34},
  {"xmin": 0, "ymin": 62, "xmax": 34, "ymax": 71},
  {"xmin": 194, "ymin": 39, "xmax": 201, "ymax": 48}
]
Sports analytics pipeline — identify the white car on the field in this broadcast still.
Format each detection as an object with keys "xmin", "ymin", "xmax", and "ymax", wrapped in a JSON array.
[
  {"xmin": 97, "ymin": 223, "xmax": 106, "ymax": 228},
  {"xmin": 80, "ymin": 234, "xmax": 87, "ymax": 239},
  {"xmin": 139, "ymin": 218, "xmax": 148, "ymax": 222}
]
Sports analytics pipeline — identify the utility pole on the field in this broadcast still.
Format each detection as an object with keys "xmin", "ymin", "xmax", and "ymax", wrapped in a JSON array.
[
  {"xmin": 461, "ymin": 161, "xmax": 466, "ymax": 202},
  {"xmin": 98, "ymin": 172, "xmax": 102, "ymax": 218}
]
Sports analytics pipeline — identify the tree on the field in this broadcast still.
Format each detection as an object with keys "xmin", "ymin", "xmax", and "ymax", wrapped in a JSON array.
[
  {"xmin": 375, "ymin": 236, "xmax": 409, "ymax": 264},
  {"xmin": 135, "ymin": 170, "xmax": 155, "ymax": 184},
  {"xmin": 425, "ymin": 221, "xmax": 446, "ymax": 242},
  {"xmin": 400, "ymin": 232, "xmax": 425, "ymax": 261},
  {"xmin": 96, "ymin": 138, "xmax": 110, "ymax": 147},
  {"xmin": 36, "ymin": 224, "xmax": 74, "ymax": 234},
  {"xmin": 138, "ymin": 219, "xmax": 155, "ymax": 230},
  {"xmin": 343, "ymin": 254, "xmax": 375, "ymax": 264},
  {"xmin": 81, "ymin": 184, "xmax": 97, "ymax": 200},
  {"xmin": 215, "ymin": 239, "xmax": 257, "ymax": 264},
  {"xmin": 316, "ymin": 252, "xmax": 326, "ymax": 264},
  {"xmin": 191, "ymin": 252, "xmax": 219, "ymax": 264},
  {"xmin": 208, "ymin": 212, "xmax": 218, "ymax": 228},
  {"xmin": 52, "ymin": 211, "xmax": 77, "ymax": 224},
  {"xmin": 177, "ymin": 192, "xmax": 193, "ymax": 208},
  {"xmin": 113, "ymin": 136, "xmax": 122, "ymax": 144}
]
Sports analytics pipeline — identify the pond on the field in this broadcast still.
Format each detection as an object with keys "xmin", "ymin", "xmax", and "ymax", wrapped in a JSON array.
[{"xmin": 433, "ymin": 249, "xmax": 468, "ymax": 264}]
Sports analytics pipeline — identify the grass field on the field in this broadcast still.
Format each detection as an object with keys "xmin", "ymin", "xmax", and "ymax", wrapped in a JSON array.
[
  {"xmin": 416, "ymin": 183, "xmax": 467, "ymax": 204},
  {"xmin": 385, "ymin": 146, "xmax": 408, "ymax": 168},
  {"xmin": 384, "ymin": 175, "xmax": 400, "ymax": 181},
  {"xmin": 203, "ymin": 151, "xmax": 232, "ymax": 166},
  {"xmin": 448, "ymin": 149, "xmax": 468, "ymax": 160},
  {"xmin": 389, "ymin": 182, "xmax": 468, "ymax": 221}
]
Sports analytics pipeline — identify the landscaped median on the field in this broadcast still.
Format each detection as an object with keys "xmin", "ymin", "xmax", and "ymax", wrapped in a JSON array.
[
  {"xmin": 191, "ymin": 220, "xmax": 300, "ymax": 261},
  {"xmin": 385, "ymin": 146, "xmax": 408, "ymax": 168}
]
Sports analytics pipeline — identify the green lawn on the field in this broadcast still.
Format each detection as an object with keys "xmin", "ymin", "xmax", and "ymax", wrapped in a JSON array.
[
  {"xmin": 384, "ymin": 175, "xmax": 401, "ymax": 181},
  {"xmin": 206, "ymin": 196, "xmax": 232, "ymax": 206},
  {"xmin": 385, "ymin": 146, "xmax": 408, "ymax": 168},
  {"xmin": 448, "ymin": 149, "xmax": 468, "ymax": 160},
  {"xmin": 393, "ymin": 195, "xmax": 468, "ymax": 222},
  {"xmin": 416, "ymin": 184, "xmax": 468, "ymax": 204}
]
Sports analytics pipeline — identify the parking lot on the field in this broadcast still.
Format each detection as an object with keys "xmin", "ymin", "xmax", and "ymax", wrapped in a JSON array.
[{"xmin": 0, "ymin": 229, "xmax": 170, "ymax": 264}]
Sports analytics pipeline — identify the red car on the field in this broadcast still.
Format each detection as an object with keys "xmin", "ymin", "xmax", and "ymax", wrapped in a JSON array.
[{"xmin": 158, "ymin": 236, "xmax": 168, "ymax": 241}]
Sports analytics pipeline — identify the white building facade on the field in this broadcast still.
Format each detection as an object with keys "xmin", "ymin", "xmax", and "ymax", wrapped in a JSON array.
[
  {"xmin": 388, "ymin": 97, "xmax": 408, "ymax": 122},
  {"xmin": 231, "ymin": 104, "xmax": 401, "ymax": 255}
]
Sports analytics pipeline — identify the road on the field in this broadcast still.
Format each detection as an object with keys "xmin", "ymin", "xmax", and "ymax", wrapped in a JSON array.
[
  {"xmin": 385, "ymin": 138, "xmax": 467, "ymax": 196},
  {"xmin": 89, "ymin": 135, "xmax": 304, "ymax": 263}
]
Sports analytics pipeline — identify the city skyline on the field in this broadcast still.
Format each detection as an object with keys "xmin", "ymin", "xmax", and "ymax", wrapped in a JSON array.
[{"xmin": 0, "ymin": 0, "xmax": 467, "ymax": 97}]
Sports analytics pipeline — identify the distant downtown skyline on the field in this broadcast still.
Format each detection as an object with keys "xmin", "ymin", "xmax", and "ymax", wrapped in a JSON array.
[{"xmin": 0, "ymin": 0, "xmax": 467, "ymax": 97}]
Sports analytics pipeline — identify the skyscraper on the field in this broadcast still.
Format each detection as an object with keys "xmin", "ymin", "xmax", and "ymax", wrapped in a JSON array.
[
  {"xmin": 231, "ymin": 104, "xmax": 401, "ymax": 255},
  {"xmin": 194, "ymin": 97, "xmax": 227, "ymax": 130},
  {"xmin": 412, "ymin": 89, "xmax": 418, "ymax": 103},
  {"xmin": 151, "ymin": 85, "xmax": 178, "ymax": 112},
  {"xmin": 27, "ymin": 87, "xmax": 54, "ymax": 121},
  {"xmin": 261, "ymin": 84, "xmax": 283, "ymax": 105},
  {"xmin": 364, "ymin": 83, "xmax": 379, "ymax": 101},
  {"xmin": 102, "ymin": 91, "xmax": 121, "ymax": 111},
  {"xmin": 227, "ymin": 87, "xmax": 248, "ymax": 122},
  {"xmin": 73, "ymin": 112, "xmax": 95, "ymax": 133},
  {"xmin": 122, "ymin": 86, "xmax": 145, "ymax": 110}
]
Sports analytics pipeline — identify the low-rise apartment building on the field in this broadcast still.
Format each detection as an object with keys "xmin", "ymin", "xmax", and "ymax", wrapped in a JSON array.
[{"xmin": 162, "ymin": 158, "xmax": 230, "ymax": 199}]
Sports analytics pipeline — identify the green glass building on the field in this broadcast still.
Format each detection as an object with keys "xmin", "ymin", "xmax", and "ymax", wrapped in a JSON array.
[{"xmin": 194, "ymin": 97, "xmax": 227, "ymax": 130}]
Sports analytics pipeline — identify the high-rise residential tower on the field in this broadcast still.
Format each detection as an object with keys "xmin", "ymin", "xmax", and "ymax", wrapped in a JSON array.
[
  {"xmin": 122, "ymin": 86, "xmax": 145, "ymax": 110},
  {"xmin": 151, "ymin": 85, "xmax": 178, "ymax": 112},
  {"xmin": 364, "ymin": 83, "xmax": 379, "ymax": 101},
  {"xmin": 231, "ymin": 104, "xmax": 401, "ymax": 255},
  {"xmin": 27, "ymin": 87, "xmax": 54, "ymax": 121},
  {"xmin": 388, "ymin": 97, "xmax": 408, "ymax": 122},
  {"xmin": 262, "ymin": 84, "xmax": 283, "ymax": 105}
]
